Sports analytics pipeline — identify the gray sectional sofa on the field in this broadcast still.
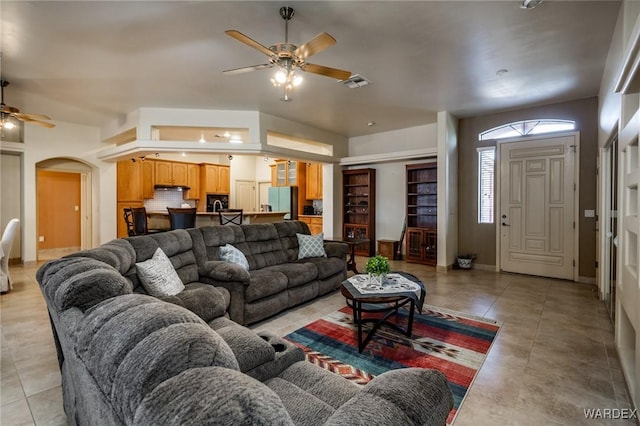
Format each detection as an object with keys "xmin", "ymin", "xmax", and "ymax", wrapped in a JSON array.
[
  {"xmin": 37, "ymin": 220, "xmax": 454, "ymax": 425},
  {"xmin": 62, "ymin": 221, "xmax": 348, "ymax": 325}
]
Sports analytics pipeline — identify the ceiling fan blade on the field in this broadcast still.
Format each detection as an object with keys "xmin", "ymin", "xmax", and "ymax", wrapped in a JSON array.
[
  {"xmin": 1, "ymin": 105, "xmax": 20, "ymax": 114},
  {"xmin": 302, "ymin": 63, "xmax": 351, "ymax": 81},
  {"xmin": 223, "ymin": 63, "xmax": 273, "ymax": 75},
  {"xmin": 225, "ymin": 30, "xmax": 274, "ymax": 57},
  {"xmin": 14, "ymin": 112, "xmax": 52, "ymax": 121},
  {"xmin": 19, "ymin": 116, "xmax": 55, "ymax": 128},
  {"xmin": 294, "ymin": 33, "xmax": 336, "ymax": 60}
]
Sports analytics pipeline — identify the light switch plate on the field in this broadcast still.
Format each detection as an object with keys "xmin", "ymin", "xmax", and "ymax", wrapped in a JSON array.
[{"xmin": 584, "ymin": 209, "xmax": 595, "ymax": 218}]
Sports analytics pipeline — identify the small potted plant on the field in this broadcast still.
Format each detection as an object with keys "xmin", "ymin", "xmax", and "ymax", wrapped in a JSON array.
[
  {"xmin": 457, "ymin": 254, "xmax": 476, "ymax": 269},
  {"xmin": 365, "ymin": 255, "xmax": 391, "ymax": 285}
]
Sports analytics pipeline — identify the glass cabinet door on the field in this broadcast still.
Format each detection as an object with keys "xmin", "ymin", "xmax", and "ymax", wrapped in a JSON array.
[
  {"xmin": 288, "ymin": 162, "xmax": 297, "ymax": 185},
  {"xmin": 276, "ymin": 162, "xmax": 286, "ymax": 186}
]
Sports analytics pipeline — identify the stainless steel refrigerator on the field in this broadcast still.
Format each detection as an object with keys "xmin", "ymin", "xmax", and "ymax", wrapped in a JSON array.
[{"xmin": 268, "ymin": 186, "xmax": 297, "ymax": 220}]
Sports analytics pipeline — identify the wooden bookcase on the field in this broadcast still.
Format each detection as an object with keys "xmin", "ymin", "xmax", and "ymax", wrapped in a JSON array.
[
  {"xmin": 405, "ymin": 162, "xmax": 437, "ymax": 265},
  {"xmin": 342, "ymin": 168, "xmax": 376, "ymax": 256}
]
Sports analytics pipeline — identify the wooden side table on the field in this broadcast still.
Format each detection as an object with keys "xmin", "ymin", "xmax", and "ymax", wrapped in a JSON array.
[{"xmin": 377, "ymin": 239, "xmax": 400, "ymax": 260}]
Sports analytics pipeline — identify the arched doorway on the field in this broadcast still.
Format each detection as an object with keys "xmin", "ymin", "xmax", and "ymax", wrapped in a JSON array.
[{"xmin": 36, "ymin": 158, "xmax": 92, "ymax": 261}]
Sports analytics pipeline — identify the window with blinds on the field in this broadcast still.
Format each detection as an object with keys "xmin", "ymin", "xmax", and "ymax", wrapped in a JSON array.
[{"xmin": 478, "ymin": 147, "xmax": 495, "ymax": 224}]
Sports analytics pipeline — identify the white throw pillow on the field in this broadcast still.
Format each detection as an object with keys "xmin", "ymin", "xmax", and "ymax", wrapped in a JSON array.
[
  {"xmin": 220, "ymin": 244, "xmax": 249, "ymax": 270},
  {"xmin": 136, "ymin": 247, "xmax": 185, "ymax": 297},
  {"xmin": 297, "ymin": 232, "xmax": 327, "ymax": 259}
]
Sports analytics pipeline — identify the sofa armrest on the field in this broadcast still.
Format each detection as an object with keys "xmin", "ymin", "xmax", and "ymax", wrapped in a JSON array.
[
  {"xmin": 324, "ymin": 242, "xmax": 348, "ymax": 259},
  {"xmin": 323, "ymin": 368, "xmax": 453, "ymax": 426},
  {"xmin": 199, "ymin": 260, "xmax": 251, "ymax": 283},
  {"xmin": 159, "ymin": 284, "xmax": 229, "ymax": 323}
]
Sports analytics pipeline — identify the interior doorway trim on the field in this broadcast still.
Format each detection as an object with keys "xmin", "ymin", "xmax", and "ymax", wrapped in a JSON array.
[{"xmin": 495, "ymin": 131, "xmax": 580, "ymax": 281}]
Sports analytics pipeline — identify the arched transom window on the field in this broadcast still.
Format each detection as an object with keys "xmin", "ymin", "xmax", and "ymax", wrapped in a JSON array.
[{"xmin": 478, "ymin": 119, "xmax": 575, "ymax": 141}]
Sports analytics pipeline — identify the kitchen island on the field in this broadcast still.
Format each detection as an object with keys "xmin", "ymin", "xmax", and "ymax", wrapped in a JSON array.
[{"xmin": 147, "ymin": 210, "xmax": 290, "ymax": 228}]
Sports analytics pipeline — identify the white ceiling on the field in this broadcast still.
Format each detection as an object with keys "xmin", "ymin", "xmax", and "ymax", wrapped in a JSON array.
[{"xmin": 0, "ymin": 1, "xmax": 621, "ymax": 138}]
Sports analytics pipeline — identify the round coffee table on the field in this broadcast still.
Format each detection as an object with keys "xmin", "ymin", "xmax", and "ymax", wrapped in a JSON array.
[{"xmin": 340, "ymin": 272, "xmax": 424, "ymax": 353}]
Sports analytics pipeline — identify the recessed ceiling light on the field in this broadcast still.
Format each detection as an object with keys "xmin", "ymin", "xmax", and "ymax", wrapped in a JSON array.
[{"xmin": 229, "ymin": 137, "xmax": 243, "ymax": 144}]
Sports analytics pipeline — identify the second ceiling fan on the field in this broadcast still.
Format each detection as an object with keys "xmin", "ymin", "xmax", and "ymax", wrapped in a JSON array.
[{"xmin": 224, "ymin": 7, "xmax": 351, "ymax": 100}]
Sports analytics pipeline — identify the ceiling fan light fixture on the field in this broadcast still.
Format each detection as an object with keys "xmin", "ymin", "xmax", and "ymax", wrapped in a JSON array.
[
  {"xmin": 274, "ymin": 69, "xmax": 288, "ymax": 84},
  {"xmin": 1, "ymin": 116, "xmax": 15, "ymax": 129},
  {"xmin": 521, "ymin": 0, "xmax": 543, "ymax": 9}
]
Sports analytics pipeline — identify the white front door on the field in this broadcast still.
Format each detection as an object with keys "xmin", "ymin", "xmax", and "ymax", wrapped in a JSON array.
[{"xmin": 499, "ymin": 135, "xmax": 577, "ymax": 280}]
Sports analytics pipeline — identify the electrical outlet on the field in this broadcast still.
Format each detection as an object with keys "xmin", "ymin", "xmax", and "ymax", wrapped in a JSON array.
[{"xmin": 39, "ymin": 236, "xmax": 45, "ymax": 242}]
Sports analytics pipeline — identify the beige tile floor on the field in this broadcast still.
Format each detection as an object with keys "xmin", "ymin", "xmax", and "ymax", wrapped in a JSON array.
[{"xmin": 1, "ymin": 258, "xmax": 635, "ymax": 425}]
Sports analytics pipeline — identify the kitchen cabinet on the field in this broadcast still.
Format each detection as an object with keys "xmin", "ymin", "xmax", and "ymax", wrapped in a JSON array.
[
  {"xmin": 155, "ymin": 160, "xmax": 189, "ymax": 186},
  {"xmin": 117, "ymin": 160, "xmax": 143, "ymax": 201},
  {"xmin": 342, "ymin": 168, "xmax": 376, "ymax": 256},
  {"xmin": 198, "ymin": 164, "xmax": 231, "ymax": 210},
  {"xmin": 217, "ymin": 165, "xmax": 230, "ymax": 194},
  {"xmin": 272, "ymin": 160, "xmax": 298, "ymax": 187},
  {"xmin": 299, "ymin": 215, "xmax": 323, "ymax": 235},
  {"xmin": 306, "ymin": 163, "xmax": 323, "ymax": 200},
  {"xmin": 405, "ymin": 162, "xmax": 437, "ymax": 265},
  {"xmin": 142, "ymin": 160, "xmax": 155, "ymax": 199},
  {"xmin": 183, "ymin": 163, "xmax": 201, "ymax": 200}
]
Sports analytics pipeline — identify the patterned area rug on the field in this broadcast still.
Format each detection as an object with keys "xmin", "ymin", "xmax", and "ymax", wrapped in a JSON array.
[{"xmin": 284, "ymin": 304, "xmax": 501, "ymax": 425}]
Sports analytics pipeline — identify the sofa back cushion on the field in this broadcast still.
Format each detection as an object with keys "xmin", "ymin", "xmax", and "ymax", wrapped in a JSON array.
[
  {"xmin": 38, "ymin": 257, "xmax": 133, "ymax": 313},
  {"xmin": 194, "ymin": 225, "xmax": 246, "ymax": 264},
  {"xmin": 273, "ymin": 221, "xmax": 311, "ymax": 258},
  {"xmin": 62, "ymin": 238, "xmax": 137, "ymax": 275},
  {"xmin": 126, "ymin": 230, "xmax": 199, "ymax": 292},
  {"xmin": 241, "ymin": 223, "xmax": 290, "ymax": 269}
]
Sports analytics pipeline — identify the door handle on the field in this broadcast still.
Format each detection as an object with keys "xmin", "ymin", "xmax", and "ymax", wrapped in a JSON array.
[{"xmin": 501, "ymin": 222, "xmax": 510, "ymax": 227}]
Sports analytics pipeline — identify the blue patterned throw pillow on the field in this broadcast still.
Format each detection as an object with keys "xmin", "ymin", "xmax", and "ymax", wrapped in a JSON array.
[
  {"xmin": 220, "ymin": 244, "xmax": 249, "ymax": 270},
  {"xmin": 297, "ymin": 232, "xmax": 327, "ymax": 259}
]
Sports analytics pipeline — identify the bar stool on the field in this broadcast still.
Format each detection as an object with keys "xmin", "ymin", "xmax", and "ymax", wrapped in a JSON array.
[
  {"xmin": 123, "ymin": 207, "xmax": 165, "ymax": 236},
  {"xmin": 218, "ymin": 208, "xmax": 243, "ymax": 225},
  {"xmin": 167, "ymin": 207, "xmax": 197, "ymax": 230}
]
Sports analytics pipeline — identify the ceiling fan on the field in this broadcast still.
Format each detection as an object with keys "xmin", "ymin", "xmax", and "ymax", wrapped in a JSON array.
[
  {"xmin": 0, "ymin": 80, "xmax": 55, "ymax": 129},
  {"xmin": 223, "ymin": 7, "xmax": 351, "ymax": 100}
]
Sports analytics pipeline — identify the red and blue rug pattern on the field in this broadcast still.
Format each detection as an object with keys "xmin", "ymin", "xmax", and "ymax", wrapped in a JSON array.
[{"xmin": 284, "ymin": 304, "xmax": 501, "ymax": 425}]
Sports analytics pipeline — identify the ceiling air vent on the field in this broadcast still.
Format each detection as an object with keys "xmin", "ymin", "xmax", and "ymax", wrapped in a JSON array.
[{"xmin": 340, "ymin": 74, "xmax": 371, "ymax": 89}]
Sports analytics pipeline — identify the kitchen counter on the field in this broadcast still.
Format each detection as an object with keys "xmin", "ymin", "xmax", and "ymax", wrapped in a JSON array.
[{"xmin": 147, "ymin": 210, "xmax": 289, "ymax": 226}]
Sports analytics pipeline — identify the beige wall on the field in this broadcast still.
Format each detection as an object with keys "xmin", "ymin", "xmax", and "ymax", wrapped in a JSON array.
[
  {"xmin": 458, "ymin": 97, "xmax": 599, "ymax": 278},
  {"xmin": 0, "ymin": 153, "xmax": 22, "ymax": 259}
]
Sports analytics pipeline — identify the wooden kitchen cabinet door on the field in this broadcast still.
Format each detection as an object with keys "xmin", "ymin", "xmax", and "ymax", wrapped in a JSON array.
[
  {"xmin": 117, "ymin": 160, "xmax": 142, "ymax": 201},
  {"xmin": 306, "ymin": 163, "xmax": 322, "ymax": 200},
  {"xmin": 154, "ymin": 160, "xmax": 173, "ymax": 186},
  {"xmin": 171, "ymin": 162, "xmax": 189, "ymax": 186},
  {"xmin": 184, "ymin": 163, "xmax": 200, "ymax": 200}
]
